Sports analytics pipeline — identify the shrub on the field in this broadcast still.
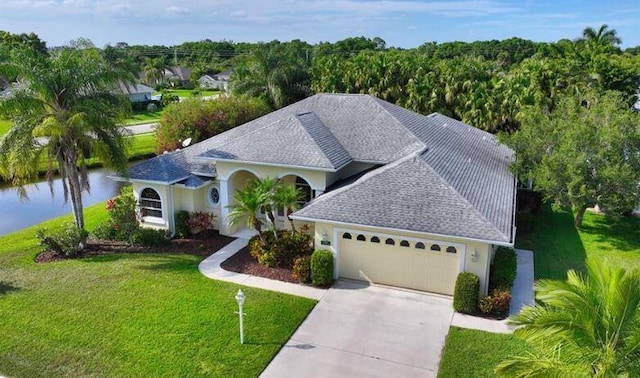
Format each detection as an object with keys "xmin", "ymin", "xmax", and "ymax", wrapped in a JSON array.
[
  {"xmin": 175, "ymin": 210, "xmax": 190, "ymax": 238},
  {"xmin": 93, "ymin": 186, "xmax": 140, "ymax": 245},
  {"xmin": 490, "ymin": 246, "xmax": 517, "ymax": 291},
  {"xmin": 186, "ymin": 211, "xmax": 215, "ymax": 236},
  {"xmin": 248, "ymin": 230, "xmax": 313, "ymax": 268},
  {"xmin": 453, "ymin": 272, "xmax": 480, "ymax": 314},
  {"xmin": 134, "ymin": 228, "xmax": 171, "ymax": 247},
  {"xmin": 311, "ymin": 249, "xmax": 334, "ymax": 287},
  {"xmin": 146, "ymin": 102, "xmax": 157, "ymax": 112},
  {"xmin": 292, "ymin": 255, "xmax": 312, "ymax": 284},
  {"xmin": 479, "ymin": 288, "xmax": 512, "ymax": 318},
  {"xmin": 36, "ymin": 222, "xmax": 89, "ymax": 256}
]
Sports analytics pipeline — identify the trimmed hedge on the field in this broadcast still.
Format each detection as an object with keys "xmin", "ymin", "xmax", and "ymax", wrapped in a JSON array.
[
  {"xmin": 453, "ymin": 272, "xmax": 480, "ymax": 314},
  {"xmin": 175, "ymin": 210, "xmax": 190, "ymax": 238},
  {"xmin": 489, "ymin": 246, "xmax": 517, "ymax": 291},
  {"xmin": 310, "ymin": 249, "xmax": 334, "ymax": 287}
]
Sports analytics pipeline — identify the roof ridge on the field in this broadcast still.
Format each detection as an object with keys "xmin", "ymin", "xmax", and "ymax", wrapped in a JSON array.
[
  {"xmin": 370, "ymin": 96, "xmax": 425, "ymax": 147},
  {"xmin": 295, "ymin": 111, "xmax": 352, "ymax": 168}
]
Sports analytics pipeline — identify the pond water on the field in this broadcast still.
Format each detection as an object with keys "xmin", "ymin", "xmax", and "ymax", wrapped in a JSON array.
[{"xmin": 0, "ymin": 169, "xmax": 124, "ymax": 237}]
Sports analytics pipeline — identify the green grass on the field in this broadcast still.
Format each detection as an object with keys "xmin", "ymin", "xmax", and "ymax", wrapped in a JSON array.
[
  {"xmin": 0, "ymin": 118, "xmax": 10, "ymax": 136},
  {"xmin": 438, "ymin": 327, "xmax": 527, "ymax": 378},
  {"xmin": 166, "ymin": 89, "xmax": 219, "ymax": 98},
  {"xmin": 0, "ymin": 203, "xmax": 316, "ymax": 377},
  {"xmin": 123, "ymin": 109, "xmax": 164, "ymax": 126},
  {"xmin": 516, "ymin": 204, "xmax": 640, "ymax": 280}
]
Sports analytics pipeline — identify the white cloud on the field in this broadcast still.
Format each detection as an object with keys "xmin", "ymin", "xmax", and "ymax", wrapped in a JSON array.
[{"xmin": 166, "ymin": 6, "xmax": 190, "ymax": 14}]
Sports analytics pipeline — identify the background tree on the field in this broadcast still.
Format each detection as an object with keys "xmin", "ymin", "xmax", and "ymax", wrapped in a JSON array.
[
  {"xmin": 503, "ymin": 90, "xmax": 640, "ymax": 227},
  {"xmin": 580, "ymin": 24, "xmax": 622, "ymax": 49},
  {"xmin": 231, "ymin": 42, "xmax": 311, "ymax": 109},
  {"xmin": 496, "ymin": 258, "xmax": 640, "ymax": 377},
  {"xmin": 155, "ymin": 95, "xmax": 269, "ymax": 152},
  {"xmin": 0, "ymin": 42, "xmax": 131, "ymax": 237}
]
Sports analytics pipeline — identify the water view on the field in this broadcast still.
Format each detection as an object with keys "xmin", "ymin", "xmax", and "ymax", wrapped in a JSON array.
[{"xmin": 0, "ymin": 169, "xmax": 124, "ymax": 237}]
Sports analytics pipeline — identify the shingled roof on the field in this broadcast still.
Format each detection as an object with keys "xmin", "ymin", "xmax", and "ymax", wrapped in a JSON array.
[{"xmin": 125, "ymin": 93, "xmax": 515, "ymax": 243}]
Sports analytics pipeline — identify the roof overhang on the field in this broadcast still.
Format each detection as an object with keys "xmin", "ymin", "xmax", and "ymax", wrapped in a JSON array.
[
  {"xmin": 108, "ymin": 175, "xmax": 192, "ymax": 186},
  {"xmin": 291, "ymin": 215, "xmax": 515, "ymax": 247},
  {"xmin": 198, "ymin": 156, "xmax": 349, "ymax": 173}
]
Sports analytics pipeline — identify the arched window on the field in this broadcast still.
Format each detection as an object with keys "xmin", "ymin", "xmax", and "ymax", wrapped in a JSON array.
[
  {"xmin": 357, "ymin": 234, "xmax": 366, "ymax": 241},
  {"xmin": 342, "ymin": 232, "xmax": 352, "ymax": 239},
  {"xmin": 296, "ymin": 176, "xmax": 312, "ymax": 207},
  {"xmin": 371, "ymin": 236, "xmax": 380, "ymax": 243},
  {"xmin": 430, "ymin": 244, "xmax": 441, "ymax": 251},
  {"xmin": 385, "ymin": 238, "xmax": 395, "ymax": 245},
  {"xmin": 415, "ymin": 242, "xmax": 426, "ymax": 249},
  {"xmin": 140, "ymin": 188, "xmax": 162, "ymax": 218},
  {"xmin": 446, "ymin": 246, "xmax": 457, "ymax": 254},
  {"xmin": 400, "ymin": 240, "xmax": 410, "ymax": 247}
]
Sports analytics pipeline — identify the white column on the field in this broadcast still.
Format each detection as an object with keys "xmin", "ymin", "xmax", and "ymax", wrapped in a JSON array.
[
  {"xmin": 314, "ymin": 189, "xmax": 324, "ymax": 198},
  {"xmin": 219, "ymin": 179, "xmax": 231, "ymax": 236}
]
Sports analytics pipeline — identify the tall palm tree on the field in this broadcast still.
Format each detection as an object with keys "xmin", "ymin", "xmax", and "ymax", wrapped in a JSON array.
[
  {"xmin": 495, "ymin": 258, "xmax": 640, "ymax": 377},
  {"xmin": 226, "ymin": 181, "xmax": 267, "ymax": 246},
  {"xmin": 273, "ymin": 183, "xmax": 303, "ymax": 231},
  {"xmin": 142, "ymin": 56, "xmax": 168, "ymax": 87},
  {"xmin": 0, "ymin": 43, "xmax": 131, "ymax": 238},
  {"xmin": 581, "ymin": 24, "xmax": 622, "ymax": 47}
]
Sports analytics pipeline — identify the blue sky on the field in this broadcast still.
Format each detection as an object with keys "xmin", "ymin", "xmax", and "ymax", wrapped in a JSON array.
[{"xmin": 1, "ymin": 0, "xmax": 639, "ymax": 48}]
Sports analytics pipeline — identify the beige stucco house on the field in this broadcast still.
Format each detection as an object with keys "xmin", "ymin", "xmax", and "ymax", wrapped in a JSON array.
[{"xmin": 120, "ymin": 93, "xmax": 517, "ymax": 296}]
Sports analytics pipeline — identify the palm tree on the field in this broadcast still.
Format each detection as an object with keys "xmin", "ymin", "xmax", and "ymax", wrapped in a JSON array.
[
  {"xmin": 495, "ymin": 258, "xmax": 640, "ymax": 377},
  {"xmin": 142, "ymin": 56, "xmax": 167, "ymax": 87},
  {"xmin": 0, "ymin": 43, "xmax": 131, "ymax": 239},
  {"xmin": 226, "ymin": 181, "xmax": 267, "ymax": 246},
  {"xmin": 255, "ymin": 176, "xmax": 279, "ymax": 235},
  {"xmin": 273, "ymin": 183, "xmax": 303, "ymax": 231},
  {"xmin": 581, "ymin": 24, "xmax": 622, "ymax": 47}
]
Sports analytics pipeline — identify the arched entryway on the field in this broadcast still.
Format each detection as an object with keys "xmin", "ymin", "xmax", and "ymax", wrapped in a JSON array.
[{"xmin": 225, "ymin": 169, "xmax": 260, "ymax": 235}]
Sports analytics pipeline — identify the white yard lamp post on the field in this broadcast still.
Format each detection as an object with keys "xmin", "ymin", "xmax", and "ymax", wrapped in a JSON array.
[{"xmin": 235, "ymin": 289, "xmax": 246, "ymax": 344}]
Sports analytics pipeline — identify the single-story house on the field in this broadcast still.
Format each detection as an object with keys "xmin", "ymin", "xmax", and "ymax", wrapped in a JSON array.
[
  {"xmin": 198, "ymin": 70, "xmax": 232, "ymax": 91},
  {"xmin": 118, "ymin": 93, "xmax": 516, "ymax": 296},
  {"xmin": 116, "ymin": 82, "xmax": 154, "ymax": 103}
]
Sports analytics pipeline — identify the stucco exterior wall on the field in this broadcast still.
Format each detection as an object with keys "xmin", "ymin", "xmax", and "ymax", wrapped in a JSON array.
[
  {"xmin": 132, "ymin": 182, "xmax": 173, "ymax": 232},
  {"xmin": 312, "ymin": 221, "xmax": 492, "ymax": 295},
  {"xmin": 215, "ymin": 161, "xmax": 328, "ymax": 192}
]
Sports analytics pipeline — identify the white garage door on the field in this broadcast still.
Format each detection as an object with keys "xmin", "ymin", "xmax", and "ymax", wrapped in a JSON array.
[{"xmin": 338, "ymin": 231, "xmax": 462, "ymax": 295}]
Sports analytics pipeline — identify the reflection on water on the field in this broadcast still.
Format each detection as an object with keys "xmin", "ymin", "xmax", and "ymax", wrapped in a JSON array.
[{"xmin": 0, "ymin": 169, "xmax": 124, "ymax": 236}]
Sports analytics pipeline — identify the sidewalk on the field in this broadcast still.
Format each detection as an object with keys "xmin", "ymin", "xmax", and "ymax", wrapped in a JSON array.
[
  {"xmin": 198, "ymin": 238, "xmax": 327, "ymax": 301},
  {"xmin": 450, "ymin": 249, "xmax": 534, "ymax": 334}
]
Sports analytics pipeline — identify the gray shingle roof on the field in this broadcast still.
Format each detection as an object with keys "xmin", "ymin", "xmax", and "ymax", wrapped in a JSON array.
[
  {"xmin": 200, "ymin": 111, "xmax": 351, "ymax": 169},
  {"xmin": 125, "ymin": 93, "xmax": 515, "ymax": 243},
  {"xmin": 196, "ymin": 93, "xmax": 424, "ymax": 166},
  {"xmin": 294, "ymin": 151, "xmax": 514, "ymax": 243}
]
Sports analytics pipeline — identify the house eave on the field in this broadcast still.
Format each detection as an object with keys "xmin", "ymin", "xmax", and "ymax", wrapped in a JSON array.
[
  {"xmin": 198, "ymin": 156, "xmax": 349, "ymax": 173},
  {"xmin": 109, "ymin": 175, "xmax": 192, "ymax": 186},
  {"xmin": 291, "ymin": 215, "xmax": 514, "ymax": 247}
]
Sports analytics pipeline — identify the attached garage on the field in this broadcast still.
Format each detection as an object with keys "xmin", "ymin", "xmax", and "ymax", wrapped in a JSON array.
[{"xmin": 337, "ymin": 230, "xmax": 463, "ymax": 295}]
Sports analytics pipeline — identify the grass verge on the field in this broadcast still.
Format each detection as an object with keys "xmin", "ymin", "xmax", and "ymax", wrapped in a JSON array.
[
  {"xmin": 0, "ymin": 203, "xmax": 316, "ymax": 377},
  {"xmin": 438, "ymin": 327, "xmax": 527, "ymax": 378},
  {"xmin": 123, "ymin": 109, "xmax": 164, "ymax": 126}
]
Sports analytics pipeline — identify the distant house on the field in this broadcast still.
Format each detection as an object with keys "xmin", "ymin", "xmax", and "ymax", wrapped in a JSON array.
[
  {"xmin": 198, "ymin": 70, "xmax": 232, "ymax": 91},
  {"xmin": 165, "ymin": 66, "xmax": 191, "ymax": 87},
  {"xmin": 116, "ymin": 82, "xmax": 153, "ymax": 103}
]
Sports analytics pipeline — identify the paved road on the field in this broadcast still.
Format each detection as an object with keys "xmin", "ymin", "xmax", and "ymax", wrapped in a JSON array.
[{"xmin": 124, "ymin": 122, "xmax": 157, "ymax": 135}]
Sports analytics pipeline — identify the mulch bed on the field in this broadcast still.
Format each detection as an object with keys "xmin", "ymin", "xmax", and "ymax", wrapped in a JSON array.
[
  {"xmin": 34, "ymin": 231, "xmax": 236, "ymax": 263},
  {"xmin": 220, "ymin": 246, "xmax": 298, "ymax": 283}
]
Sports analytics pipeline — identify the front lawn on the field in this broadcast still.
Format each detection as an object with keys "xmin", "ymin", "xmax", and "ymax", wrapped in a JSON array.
[
  {"xmin": 124, "ymin": 108, "xmax": 164, "ymax": 125},
  {"xmin": 166, "ymin": 89, "xmax": 219, "ymax": 98},
  {"xmin": 0, "ymin": 204, "xmax": 316, "ymax": 377},
  {"xmin": 438, "ymin": 327, "xmax": 527, "ymax": 378}
]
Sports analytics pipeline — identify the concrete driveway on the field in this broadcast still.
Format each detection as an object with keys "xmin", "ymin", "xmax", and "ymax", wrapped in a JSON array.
[{"xmin": 261, "ymin": 280, "xmax": 453, "ymax": 377}]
